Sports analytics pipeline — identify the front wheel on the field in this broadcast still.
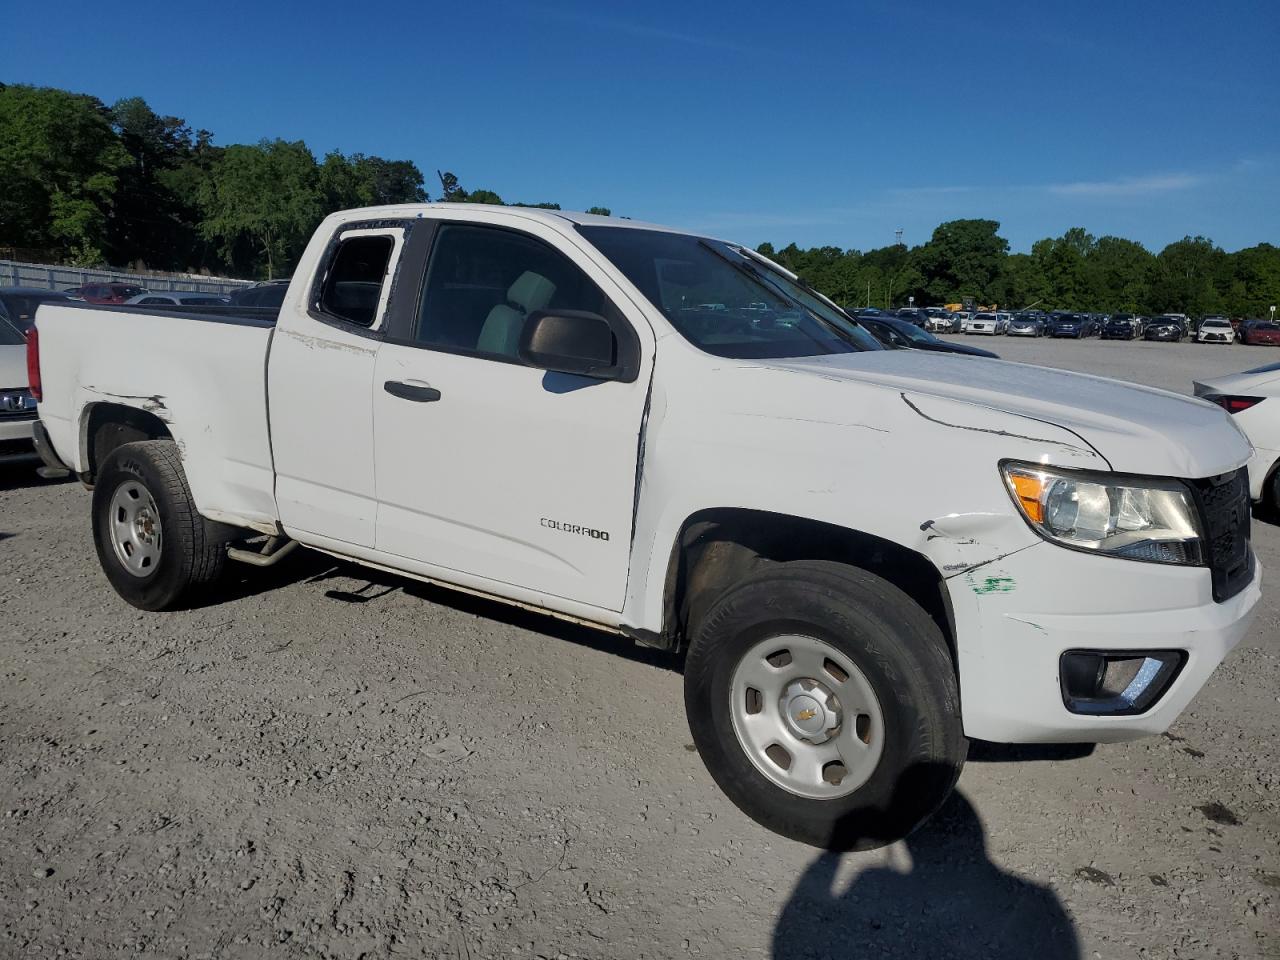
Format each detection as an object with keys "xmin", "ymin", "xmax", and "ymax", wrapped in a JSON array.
[
  {"xmin": 92, "ymin": 440, "xmax": 226, "ymax": 610},
  {"xmin": 684, "ymin": 560, "xmax": 966, "ymax": 850}
]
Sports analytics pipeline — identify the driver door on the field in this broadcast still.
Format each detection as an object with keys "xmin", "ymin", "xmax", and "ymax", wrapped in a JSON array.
[{"xmin": 371, "ymin": 219, "xmax": 653, "ymax": 611}]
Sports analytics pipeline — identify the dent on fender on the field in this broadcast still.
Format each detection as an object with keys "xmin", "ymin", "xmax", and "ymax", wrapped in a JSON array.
[
  {"xmin": 84, "ymin": 387, "xmax": 172, "ymax": 422},
  {"xmin": 918, "ymin": 513, "xmax": 1037, "ymax": 580}
]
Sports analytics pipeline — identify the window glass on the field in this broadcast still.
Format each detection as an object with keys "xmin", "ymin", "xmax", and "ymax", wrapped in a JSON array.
[
  {"xmin": 319, "ymin": 234, "xmax": 395, "ymax": 327},
  {"xmin": 415, "ymin": 224, "xmax": 606, "ymax": 359},
  {"xmin": 0, "ymin": 316, "xmax": 23, "ymax": 345},
  {"xmin": 578, "ymin": 226, "xmax": 879, "ymax": 359}
]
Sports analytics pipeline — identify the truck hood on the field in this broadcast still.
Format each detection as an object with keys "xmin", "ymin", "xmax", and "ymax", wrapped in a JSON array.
[
  {"xmin": 767, "ymin": 351, "xmax": 1252, "ymax": 479},
  {"xmin": 0, "ymin": 344, "xmax": 27, "ymax": 390}
]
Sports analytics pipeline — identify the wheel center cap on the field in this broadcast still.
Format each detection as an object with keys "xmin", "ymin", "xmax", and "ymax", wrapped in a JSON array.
[{"xmin": 780, "ymin": 680, "xmax": 841, "ymax": 743}]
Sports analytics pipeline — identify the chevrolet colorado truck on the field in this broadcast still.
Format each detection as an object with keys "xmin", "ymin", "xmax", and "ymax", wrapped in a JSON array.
[{"xmin": 28, "ymin": 204, "xmax": 1262, "ymax": 849}]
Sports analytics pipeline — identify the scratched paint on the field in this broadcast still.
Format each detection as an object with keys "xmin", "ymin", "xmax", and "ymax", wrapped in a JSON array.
[{"xmin": 971, "ymin": 574, "xmax": 1016, "ymax": 595}]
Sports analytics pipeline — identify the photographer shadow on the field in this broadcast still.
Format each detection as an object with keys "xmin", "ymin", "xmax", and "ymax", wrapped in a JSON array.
[{"xmin": 773, "ymin": 791, "xmax": 1079, "ymax": 960}]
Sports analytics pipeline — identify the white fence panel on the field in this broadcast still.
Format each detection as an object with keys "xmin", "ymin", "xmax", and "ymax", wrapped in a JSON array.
[{"xmin": 0, "ymin": 260, "xmax": 253, "ymax": 296}]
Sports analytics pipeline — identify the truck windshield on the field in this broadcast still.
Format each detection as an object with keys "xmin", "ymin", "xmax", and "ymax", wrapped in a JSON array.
[{"xmin": 578, "ymin": 226, "xmax": 880, "ymax": 359}]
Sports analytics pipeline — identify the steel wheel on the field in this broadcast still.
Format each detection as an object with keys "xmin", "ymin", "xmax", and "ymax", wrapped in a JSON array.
[
  {"xmin": 729, "ymin": 634, "xmax": 885, "ymax": 800},
  {"xmin": 107, "ymin": 480, "xmax": 163, "ymax": 577}
]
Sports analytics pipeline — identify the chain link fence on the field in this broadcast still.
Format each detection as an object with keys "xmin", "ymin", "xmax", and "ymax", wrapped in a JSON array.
[{"xmin": 0, "ymin": 260, "xmax": 253, "ymax": 296}]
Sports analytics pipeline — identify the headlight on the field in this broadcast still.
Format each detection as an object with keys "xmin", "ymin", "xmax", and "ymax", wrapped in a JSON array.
[{"xmin": 1001, "ymin": 462, "xmax": 1203, "ymax": 565}]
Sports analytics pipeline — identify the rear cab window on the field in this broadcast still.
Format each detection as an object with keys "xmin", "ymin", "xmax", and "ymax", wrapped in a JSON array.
[{"xmin": 311, "ymin": 226, "xmax": 406, "ymax": 331}]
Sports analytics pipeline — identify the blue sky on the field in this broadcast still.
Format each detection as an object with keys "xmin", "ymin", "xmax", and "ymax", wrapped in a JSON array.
[{"xmin": 8, "ymin": 0, "xmax": 1278, "ymax": 252}]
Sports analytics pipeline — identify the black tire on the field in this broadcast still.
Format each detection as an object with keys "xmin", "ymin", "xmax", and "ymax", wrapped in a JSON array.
[
  {"xmin": 684, "ymin": 560, "xmax": 966, "ymax": 850},
  {"xmin": 92, "ymin": 440, "xmax": 225, "ymax": 610}
]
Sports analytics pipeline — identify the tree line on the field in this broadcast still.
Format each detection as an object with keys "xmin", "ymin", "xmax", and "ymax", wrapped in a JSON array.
[
  {"xmin": 760, "ymin": 220, "xmax": 1280, "ymax": 319},
  {"xmin": 1, "ymin": 83, "xmax": 1275, "ymax": 313},
  {"xmin": 0, "ymin": 83, "xmax": 609, "ymax": 279}
]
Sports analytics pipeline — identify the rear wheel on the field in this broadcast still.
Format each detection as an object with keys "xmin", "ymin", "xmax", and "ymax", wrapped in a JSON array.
[
  {"xmin": 92, "ymin": 440, "xmax": 225, "ymax": 610},
  {"xmin": 684, "ymin": 560, "xmax": 966, "ymax": 850}
]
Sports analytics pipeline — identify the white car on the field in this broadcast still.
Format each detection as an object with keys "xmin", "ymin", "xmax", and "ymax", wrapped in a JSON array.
[
  {"xmin": 924, "ymin": 307, "xmax": 953, "ymax": 332},
  {"xmin": 965, "ymin": 311, "xmax": 1002, "ymax": 334},
  {"xmin": 30, "ymin": 203, "xmax": 1261, "ymax": 850},
  {"xmin": 1194, "ymin": 361, "xmax": 1280, "ymax": 509},
  {"xmin": 1197, "ymin": 318, "xmax": 1235, "ymax": 344},
  {"xmin": 995, "ymin": 312, "xmax": 1013, "ymax": 334},
  {"xmin": 0, "ymin": 316, "xmax": 38, "ymax": 464}
]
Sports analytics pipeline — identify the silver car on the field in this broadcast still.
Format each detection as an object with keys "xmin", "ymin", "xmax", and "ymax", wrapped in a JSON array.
[{"xmin": 125, "ymin": 292, "xmax": 232, "ymax": 307}]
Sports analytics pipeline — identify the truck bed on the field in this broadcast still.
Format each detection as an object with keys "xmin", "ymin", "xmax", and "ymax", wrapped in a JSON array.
[{"xmin": 35, "ymin": 300, "xmax": 282, "ymax": 533}]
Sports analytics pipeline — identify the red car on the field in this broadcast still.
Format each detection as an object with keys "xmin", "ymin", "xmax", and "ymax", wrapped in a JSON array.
[
  {"xmin": 1241, "ymin": 321, "xmax": 1280, "ymax": 345},
  {"xmin": 64, "ymin": 282, "xmax": 149, "ymax": 304}
]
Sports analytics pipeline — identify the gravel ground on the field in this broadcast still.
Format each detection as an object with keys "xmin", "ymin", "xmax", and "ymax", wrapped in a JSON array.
[{"xmin": 1, "ymin": 339, "xmax": 1277, "ymax": 960}]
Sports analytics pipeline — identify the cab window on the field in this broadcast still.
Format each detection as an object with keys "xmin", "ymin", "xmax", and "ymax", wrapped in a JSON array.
[{"xmin": 414, "ymin": 225, "xmax": 607, "ymax": 360}]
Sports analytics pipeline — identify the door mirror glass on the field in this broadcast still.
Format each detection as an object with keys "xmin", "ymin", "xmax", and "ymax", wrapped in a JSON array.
[{"xmin": 519, "ymin": 310, "xmax": 620, "ymax": 380}]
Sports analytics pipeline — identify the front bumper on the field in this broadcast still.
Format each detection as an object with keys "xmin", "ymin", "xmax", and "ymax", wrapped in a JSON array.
[
  {"xmin": 1007, "ymin": 327, "xmax": 1038, "ymax": 336},
  {"xmin": 949, "ymin": 540, "xmax": 1262, "ymax": 743}
]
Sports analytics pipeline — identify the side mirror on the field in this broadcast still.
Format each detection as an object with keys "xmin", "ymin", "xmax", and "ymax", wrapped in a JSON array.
[{"xmin": 519, "ymin": 310, "xmax": 630, "ymax": 381}]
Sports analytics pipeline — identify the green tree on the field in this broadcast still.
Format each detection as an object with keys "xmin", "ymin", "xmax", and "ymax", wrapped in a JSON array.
[
  {"xmin": 107, "ymin": 96, "xmax": 207, "ymax": 270},
  {"xmin": 1224, "ymin": 244, "xmax": 1280, "ymax": 318},
  {"xmin": 437, "ymin": 170, "xmax": 467, "ymax": 202},
  {"xmin": 0, "ymin": 83, "xmax": 129, "ymax": 261},
  {"xmin": 1151, "ymin": 236, "xmax": 1227, "ymax": 315},
  {"xmin": 1087, "ymin": 236, "xmax": 1154, "ymax": 313},
  {"xmin": 199, "ymin": 140, "xmax": 322, "ymax": 278},
  {"xmin": 914, "ymin": 219, "xmax": 1009, "ymax": 304},
  {"xmin": 586, "ymin": 206, "xmax": 611, "ymax": 216}
]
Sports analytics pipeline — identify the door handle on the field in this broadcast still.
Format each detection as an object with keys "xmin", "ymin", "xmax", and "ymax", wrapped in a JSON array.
[{"xmin": 383, "ymin": 380, "xmax": 442, "ymax": 403}]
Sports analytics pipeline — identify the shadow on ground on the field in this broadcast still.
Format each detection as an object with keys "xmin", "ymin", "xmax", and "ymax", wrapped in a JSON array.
[
  {"xmin": 204, "ymin": 547, "xmax": 681, "ymax": 671},
  {"xmin": 773, "ymin": 790, "xmax": 1079, "ymax": 960},
  {"xmin": 0, "ymin": 463, "xmax": 69, "ymax": 493},
  {"xmin": 967, "ymin": 740, "xmax": 1096, "ymax": 762}
]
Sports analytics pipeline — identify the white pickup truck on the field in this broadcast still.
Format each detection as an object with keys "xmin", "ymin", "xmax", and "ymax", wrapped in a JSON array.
[{"xmin": 29, "ymin": 204, "xmax": 1261, "ymax": 849}]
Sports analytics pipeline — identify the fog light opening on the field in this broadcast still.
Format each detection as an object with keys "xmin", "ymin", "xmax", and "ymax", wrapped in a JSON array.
[{"xmin": 1059, "ymin": 650, "xmax": 1185, "ymax": 716}]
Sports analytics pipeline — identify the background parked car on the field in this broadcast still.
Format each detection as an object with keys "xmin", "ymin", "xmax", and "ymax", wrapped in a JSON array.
[
  {"xmin": 924, "ymin": 307, "xmax": 953, "ymax": 332},
  {"xmin": 1197, "ymin": 317, "xmax": 1235, "ymax": 344},
  {"xmin": 857, "ymin": 314, "xmax": 999, "ymax": 357},
  {"xmin": 64, "ymin": 283, "xmax": 149, "ymax": 304},
  {"xmin": 1102, "ymin": 314, "xmax": 1139, "ymax": 340},
  {"xmin": 125, "ymin": 292, "xmax": 232, "ymax": 307},
  {"xmin": 1007, "ymin": 312, "xmax": 1044, "ymax": 336},
  {"xmin": 894, "ymin": 306, "xmax": 929, "ymax": 328},
  {"xmin": 1049, "ymin": 312, "xmax": 1089, "ymax": 338},
  {"xmin": 1240, "ymin": 321, "xmax": 1280, "ymax": 346},
  {"xmin": 0, "ymin": 287, "xmax": 74, "ymax": 336},
  {"xmin": 1145, "ymin": 316, "xmax": 1186, "ymax": 341},
  {"xmin": 1193, "ymin": 363, "xmax": 1280, "ymax": 511},
  {"xmin": 965, "ymin": 311, "xmax": 1003, "ymax": 335},
  {"xmin": 230, "ymin": 281, "xmax": 290, "ymax": 309},
  {"xmin": 0, "ymin": 313, "xmax": 38, "ymax": 463}
]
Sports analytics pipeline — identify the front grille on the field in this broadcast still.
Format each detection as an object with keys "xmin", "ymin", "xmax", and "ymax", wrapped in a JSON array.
[{"xmin": 1190, "ymin": 468, "xmax": 1253, "ymax": 602}]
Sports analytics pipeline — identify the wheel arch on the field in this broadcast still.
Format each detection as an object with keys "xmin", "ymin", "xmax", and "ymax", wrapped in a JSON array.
[
  {"xmin": 640, "ymin": 507, "xmax": 955, "ymax": 661},
  {"xmin": 79, "ymin": 402, "xmax": 174, "ymax": 485}
]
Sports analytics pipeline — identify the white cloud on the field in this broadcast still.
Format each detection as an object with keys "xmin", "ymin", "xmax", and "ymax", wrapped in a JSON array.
[{"xmin": 1045, "ymin": 173, "xmax": 1202, "ymax": 197}]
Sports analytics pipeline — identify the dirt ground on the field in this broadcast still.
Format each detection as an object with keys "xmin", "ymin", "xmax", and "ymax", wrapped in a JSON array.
[{"xmin": 1, "ymin": 339, "xmax": 1277, "ymax": 959}]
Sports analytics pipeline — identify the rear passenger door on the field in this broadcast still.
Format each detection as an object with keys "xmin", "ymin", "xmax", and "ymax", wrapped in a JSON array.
[
  {"xmin": 269, "ymin": 222, "xmax": 408, "ymax": 547},
  {"xmin": 370, "ymin": 217, "xmax": 653, "ymax": 612}
]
